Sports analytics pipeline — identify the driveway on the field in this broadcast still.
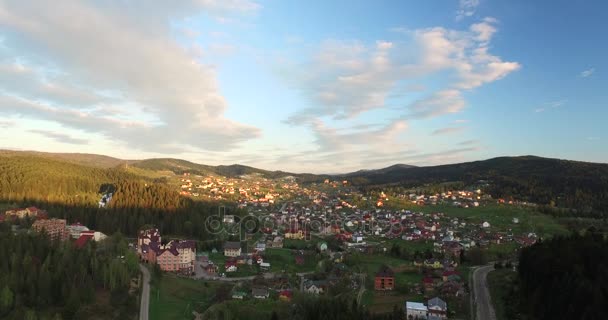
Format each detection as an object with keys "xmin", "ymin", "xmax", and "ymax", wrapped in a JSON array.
[
  {"xmin": 139, "ymin": 264, "xmax": 151, "ymax": 320},
  {"xmin": 472, "ymin": 265, "xmax": 497, "ymax": 320}
]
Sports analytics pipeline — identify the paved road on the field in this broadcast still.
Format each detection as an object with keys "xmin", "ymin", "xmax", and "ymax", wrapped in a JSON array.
[
  {"xmin": 139, "ymin": 264, "xmax": 150, "ymax": 320},
  {"xmin": 472, "ymin": 265, "xmax": 497, "ymax": 320}
]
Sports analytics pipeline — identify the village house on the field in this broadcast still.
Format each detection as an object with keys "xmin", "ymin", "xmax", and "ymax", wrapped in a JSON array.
[
  {"xmin": 406, "ymin": 301, "xmax": 428, "ymax": 319},
  {"xmin": 428, "ymin": 297, "xmax": 448, "ymax": 319},
  {"xmin": 223, "ymin": 241, "xmax": 242, "ymax": 257},
  {"xmin": 304, "ymin": 280, "xmax": 327, "ymax": 294},
  {"xmin": 31, "ymin": 218, "xmax": 68, "ymax": 241},
  {"xmin": 374, "ymin": 266, "xmax": 395, "ymax": 291},
  {"xmin": 252, "ymin": 287, "xmax": 270, "ymax": 299},
  {"xmin": 285, "ymin": 228, "xmax": 305, "ymax": 240},
  {"xmin": 205, "ymin": 264, "xmax": 218, "ymax": 274},
  {"xmin": 266, "ymin": 236, "xmax": 284, "ymax": 248},
  {"xmin": 231, "ymin": 290, "xmax": 246, "ymax": 300},
  {"xmin": 5, "ymin": 206, "xmax": 47, "ymax": 219}
]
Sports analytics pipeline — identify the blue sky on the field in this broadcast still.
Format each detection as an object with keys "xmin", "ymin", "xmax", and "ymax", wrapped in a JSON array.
[{"xmin": 0, "ymin": 0, "xmax": 606, "ymax": 173}]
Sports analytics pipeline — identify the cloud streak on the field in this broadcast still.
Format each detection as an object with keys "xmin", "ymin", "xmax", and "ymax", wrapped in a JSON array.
[
  {"xmin": 28, "ymin": 129, "xmax": 88, "ymax": 145},
  {"xmin": 431, "ymin": 126, "xmax": 467, "ymax": 135}
]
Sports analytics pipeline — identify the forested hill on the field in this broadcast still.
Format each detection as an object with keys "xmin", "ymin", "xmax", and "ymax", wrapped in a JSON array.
[
  {"xmin": 131, "ymin": 158, "xmax": 324, "ymax": 180},
  {"xmin": 342, "ymin": 156, "xmax": 608, "ymax": 215},
  {"xmin": 0, "ymin": 154, "xmax": 182, "ymax": 209},
  {"xmin": 0, "ymin": 150, "xmax": 127, "ymax": 168}
]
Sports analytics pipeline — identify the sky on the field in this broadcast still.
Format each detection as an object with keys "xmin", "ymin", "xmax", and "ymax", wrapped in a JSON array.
[{"xmin": 0, "ymin": 0, "xmax": 606, "ymax": 173}]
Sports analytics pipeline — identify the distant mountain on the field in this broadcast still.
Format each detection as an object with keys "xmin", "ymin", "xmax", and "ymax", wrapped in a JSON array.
[
  {"xmin": 342, "ymin": 163, "xmax": 417, "ymax": 177},
  {"xmin": 340, "ymin": 156, "xmax": 608, "ymax": 215},
  {"xmin": 2, "ymin": 150, "xmax": 607, "ymax": 215}
]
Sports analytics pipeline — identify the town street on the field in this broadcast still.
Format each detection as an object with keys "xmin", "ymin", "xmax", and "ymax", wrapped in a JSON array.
[
  {"xmin": 472, "ymin": 265, "xmax": 497, "ymax": 320},
  {"xmin": 139, "ymin": 264, "xmax": 150, "ymax": 320}
]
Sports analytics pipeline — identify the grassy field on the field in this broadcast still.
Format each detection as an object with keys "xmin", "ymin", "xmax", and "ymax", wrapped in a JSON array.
[
  {"xmin": 416, "ymin": 203, "xmax": 569, "ymax": 238},
  {"xmin": 487, "ymin": 268, "xmax": 518, "ymax": 320},
  {"xmin": 149, "ymin": 275, "xmax": 226, "ymax": 320},
  {"xmin": 203, "ymin": 295, "xmax": 291, "ymax": 320},
  {"xmin": 265, "ymin": 248, "xmax": 319, "ymax": 273},
  {"xmin": 366, "ymin": 292, "xmax": 409, "ymax": 314}
]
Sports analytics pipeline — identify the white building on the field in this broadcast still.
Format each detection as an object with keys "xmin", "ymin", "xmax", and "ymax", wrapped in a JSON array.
[
  {"xmin": 66, "ymin": 223, "xmax": 90, "ymax": 239},
  {"xmin": 406, "ymin": 301, "xmax": 428, "ymax": 319},
  {"xmin": 428, "ymin": 297, "xmax": 447, "ymax": 319}
]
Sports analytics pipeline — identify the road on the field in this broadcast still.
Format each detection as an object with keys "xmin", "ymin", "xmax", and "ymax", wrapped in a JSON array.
[
  {"xmin": 472, "ymin": 265, "xmax": 497, "ymax": 320},
  {"xmin": 194, "ymin": 262, "xmax": 313, "ymax": 282},
  {"xmin": 356, "ymin": 273, "xmax": 366, "ymax": 305},
  {"xmin": 139, "ymin": 264, "xmax": 150, "ymax": 320}
]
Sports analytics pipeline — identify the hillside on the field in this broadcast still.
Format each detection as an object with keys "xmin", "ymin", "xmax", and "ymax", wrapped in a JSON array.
[
  {"xmin": 0, "ymin": 149, "xmax": 128, "ymax": 168},
  {"xmin": 2, "ymin": 150, "xmax": 607, "ymax": 215},
  {"xmin": 342, "ymin": 163, "xmax": 417, "ymax": 177},
  {"xmin": 342, "ymin": 156, "xmax": 608, "ymax": 215}
]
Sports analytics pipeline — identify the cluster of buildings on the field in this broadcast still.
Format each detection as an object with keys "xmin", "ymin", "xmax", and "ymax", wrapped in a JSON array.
[
  {"xmin": 406, "ymin": 297, "xmax": 448, "ymax": 320},
  {"xmin": 177, "ymin": 172, "xmax": 300, "ymax": 204},
  {"xmin": 24, "ymin": 213, "xmax": 107, "ymax": 247},
  {"xmin": 137, "ymin": 229, "xmax": 196, "ymax": 274},
  {"xmin": 0, "ymin": 206, "xmax": 47, "ymax": 222},
  {"xmin": 1, "ymin": 206, "xmax": 107, "ymax": 248}
]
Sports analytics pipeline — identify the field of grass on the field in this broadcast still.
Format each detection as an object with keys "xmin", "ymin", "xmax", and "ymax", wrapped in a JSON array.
[
  {"xmin": 418, "ymin": 203, "xmax": 569, "ymax": 238},
  {"xmin": 203, "ymin": 295, "xmax": 291, "ymax": 320},
  {"xmin": 265, "ymin": 248, "xmax": 319, "ymax": 273},
  {"xmin": 149, "ymin": 275, "xmax": 225, "ymax": 320},
  {"xmin": 380, "ymin": 238, "xmax": 434, "ymax": 252},
  {"xmin": 487, "ymin": 268, "xmax": 518, "ymax": 320},
  {"xmin": 366, "ymin": 292, "xmax": 409, "ymax": 314}
]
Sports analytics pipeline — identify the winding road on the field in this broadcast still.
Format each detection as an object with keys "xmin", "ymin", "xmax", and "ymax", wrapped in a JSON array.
[
  {"xmin": 139, "ymin": 264, "xmax": 150, "ymax": 320},
  {"xmin": 472, "ymin": 265, "xmax": 497, "ymax": 320}
]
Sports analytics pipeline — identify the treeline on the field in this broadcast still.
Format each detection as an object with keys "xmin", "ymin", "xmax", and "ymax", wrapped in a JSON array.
[
  {"xmin": 0, "ymin": 231, "xmax": 139, "ymax": 320},
  {"xmin": 288, "ymin": 295, "xmax": 404, "ymax": 320},
  {"xmin": 517, "ymin": 231, "xmax": 608, "ymax": 319},
  {"xmin": 20, "ymin": 198, "xmax": 243, "ymax": 243}
]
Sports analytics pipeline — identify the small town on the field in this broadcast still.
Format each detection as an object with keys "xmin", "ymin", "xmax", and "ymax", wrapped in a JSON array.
[{"xmin": 0, "ymin": 173, "xmax": 551, "ymax": 320}]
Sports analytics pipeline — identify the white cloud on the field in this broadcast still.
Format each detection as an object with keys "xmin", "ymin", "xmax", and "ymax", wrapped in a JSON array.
[
  {"xmin": 579, "ymin": 67, "xmax": 595, "ymax": 78},
  {"xmin": 431, "ymin": 126, "xmax": 467, "ymax": 135},
  {"xmin": 284, "ymin": 18, "xmax": 519, "ymax": 124},
  {"xmin": 409, "ymin": 90, "xmax": 466, "ymax": 118},
  {"xmin": 456, "ymin": 0, "xmax": 480, "ymax": 21},
  {"xmin": 0, "ymin": 0, "xmax": 261, "ymax": 153},
  {"xmin": 310, "ymin": 118, "xmax": 408, "ymax": 152},
  {"xmin": 534, "ymin": 100, "xmax": 565, "ymax": 113},
  {"xmin": 0, "ymin": 119, "xmax": 14, "ymax": 128}
]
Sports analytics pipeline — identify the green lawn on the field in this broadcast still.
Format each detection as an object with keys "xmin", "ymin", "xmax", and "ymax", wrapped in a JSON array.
[
  {"xmin": 265, "ymin": 248, "xmax": 319, "ymax": 273},
  {"xmin": 487, "ymin": 268, "xmax": 518, "ymax": 320},
  {"xmin": 149, "ymin": 275, "xmax": 226, "ymax": 320},
  {"xmin": 419, "ymin": 203, "xmax": 569, "ymax": 238}
]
